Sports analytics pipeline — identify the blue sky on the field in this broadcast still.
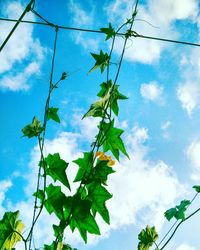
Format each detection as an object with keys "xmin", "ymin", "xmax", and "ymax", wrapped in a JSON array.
[{"xmin": 1, "ymin": 0, "xmax": 200, "ymax": 249}]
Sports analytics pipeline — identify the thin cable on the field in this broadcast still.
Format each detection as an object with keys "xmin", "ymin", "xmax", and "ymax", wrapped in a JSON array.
[
  {"xmin": 0, "ymin": 0, "xmax": 34, "ymax": 53},
  {"xmin": 1, "ymin": 16, "xmax": 200, "ymax": 48}
]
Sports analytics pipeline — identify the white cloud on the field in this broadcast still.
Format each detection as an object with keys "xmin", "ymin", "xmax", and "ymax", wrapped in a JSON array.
[
  {"xmin": 0, "ymin": 2, "xmax": 46, "ymax": 91},
  {"xmin": 105, "ymin": 0, "xmax": 198, "ymax": 64},
  {"xmin": 186, "ymin": 140, "xmax": 200, "ymax": 180},
  {"xmin": 177, "ymin": 82, "xmax": 200, "ymax": 116},
  {"xmin": 140, "ymin": 81, "xmax": 164, "ymax": 103},
  {"xmin": 176, "ymin": 243, "xmax": 195, "ymax": 250}
]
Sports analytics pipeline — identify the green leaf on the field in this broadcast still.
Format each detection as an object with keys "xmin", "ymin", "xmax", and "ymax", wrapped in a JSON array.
[
  {"xmin": 88, "ymin": 50, "xmax": 110, "ymax": 74},
  {"xmin": 33, "ymin": 189, "xmax": 45, "ymax": 202},
  {"xmin": 164, "ymin": 199, "xmax": 191, "ymax": 221},
  {"xmin": 99, "ymin": 119, "xmax": 129, "ymax": 160},
  {"xmin": 97, "ymin": 80, "xmax": 128, "ymax": 116},
  {"xmin": 70, "ymin": 197, "xmax": 100, "ymax": 243},
  {"xmin": 164, "ymin": 208, "xmax": 177, "ymax": 221},
  {"xmin": 45, "ymin": 153, "xmax": 70, "ymax": 190},
  {"xmin": 0, "ymin": 211, "xmax": 24, "ymax": 250},
  {"xmin": 47, "ymin": 107, "xmax": 60, "ymax": 123},
  {"xmin": 100, "ymin": 23, "xmax": 115, "ymax": 40},
  {"xmin": 44, "ymin": 184, "xmax": 66, "ymax": 220},
  {"xmin": 82, "ymin": 90, "xmax": 111, "ymax": 119},
  {"xmin": 87, "ymin": 182, "xmax": 112, "ymax": 224},
  {"xmin": 175, "ymin": 200, "xmax": 191, "ymax": 220},
  {"xmin": 73, "ymin": 152, "xmax": 93, "ymax": 183},
  {"xmin": 44, "ymin": 242, "xmax": 75, "ymax": 250},
  {"xmin": 93, "ymin": 160, "xmax": 115, "ymax": 184},
  {"xmin": 138, "ymin": 225, "xmax": 158, "ymax": 250},
  {"xmin": 53, "ymin": 224, "xmax": 64, "ymax": 242},
  {"xmin": 193, "ymin": 185, "xmax": 200, "ymax": 193},
  {"xmin": 22, "ymin": 116, "xmax": 43, "ymax": 138}
]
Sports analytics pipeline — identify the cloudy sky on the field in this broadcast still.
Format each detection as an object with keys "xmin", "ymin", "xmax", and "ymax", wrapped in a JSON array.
[{"xmin": 1, "ymin": 0, "xmax": 200, "ymax": 249}]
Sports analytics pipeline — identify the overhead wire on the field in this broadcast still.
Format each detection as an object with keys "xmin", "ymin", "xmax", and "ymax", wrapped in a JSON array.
[{"xmin": 0, "ymin": 15, "xmax": 200, "ymax": 48}]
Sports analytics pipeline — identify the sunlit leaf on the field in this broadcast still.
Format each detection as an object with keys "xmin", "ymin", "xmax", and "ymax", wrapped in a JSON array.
[
  {"xmin": 138, "ymin": 225, "xmax": 158, "ymax": 250},
  {"xmin": 22, "ymin": 116, "xmax": 43, "ymax": 138},
  {"xmin": 0, "ymin": 211, "xmax": 24, "ymax": 250}
]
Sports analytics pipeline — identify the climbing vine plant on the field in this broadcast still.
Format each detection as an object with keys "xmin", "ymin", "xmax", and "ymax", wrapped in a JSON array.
[{"xmin": 1, "ymin": 1, "xmax": 200, "ymax": 250}]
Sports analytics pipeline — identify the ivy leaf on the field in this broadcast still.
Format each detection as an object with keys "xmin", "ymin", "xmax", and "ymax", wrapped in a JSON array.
[
  {"xmin": 88, "ymin": 50, "xmax": 110, "ymax": 74},
  {"xmin": 73, "ymin": 152, "xmax": 93, "ymax": 183},
  {"xmin": 22, "ymin": 116, "xmax": 43, "ymax": 138},
  {"xmin": 100, "ymin": 23, "xmax": 115, "ymax": 40},
  {"xmin": 44, "ymin": 184, "xmax": 66, "ymax": 220},
  {"xmin": 82, "ymin": 90, "xmax": 111, "ymax": 119},
  {"xmin": 164, "ymin": 208, "xmax": 177, "ymax": 221},
  {"xmin": 93, "ymin": 160, "xmax": 115, "ymax": 184},
  {"xmin": 33, "ymin": 189, "xmax": 45, "ymax": 202},
  {"xmin": 87, "ymin": 182, "xmax": 112, "ymax": 224},
  {"xmin": 164, "ymin": 200, "xmax": 191, "ymax": 221},
  {"xmin": 193, "ymin": 185, "xmax": 200, "ymax": 193},
  {"xmin": 45, "ymin": 153, "xmax": 70, "ymax": 190},
  {"xmin": 175, "ymin": 200, "xmax": 191, "ymax": 220},
  {"xmin": 47, "ymin": 107, "xmax": 60, "ymax": 123},
  {"xmin": 138, "ymin": 225, "xmax": 158, "ymax": 250},
  {"xmin": 0, "ymin": 211, "xmax": 24, "ymax": 250},
  {"xmin": 97, "ymin": 80, "xmax": 128, "ymax": 116},
  {"xmin": 70, "ymin": 197, "xmax": 100, "ymax": 243},
  {"xmin": 53, "ymin": 224, "xmax": 64, "ymax": 242},
  {"xmin": 99, "ymin": 119, "xmax": 129, "ymax": 160}
]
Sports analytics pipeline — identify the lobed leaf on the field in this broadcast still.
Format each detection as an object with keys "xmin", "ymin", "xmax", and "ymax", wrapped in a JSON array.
[
  {"xmin": 45, "ymin": 153, "xmax": 70, "ymax": 190},
  {"xmin": 87, "ymin": 182, "xmax": 112, "ymax": 224},
  {"xmin": 73, "ymin": 152, "xmax": 93, "ymax": 183},
  {"xmin": 164, "ymin": 199, "xmax": 191, "ymax": 221},
  {"xmin": 88, "ymin": 50, "xmax": 110, "ymax": 74},
  {"xmin": 100, "ymin": 23, "xmax": 115, "ymax": 40},
  {"xmin": 99, "ymin": 119, "xmax": 129, "ymax": 160},
  {"xmin": 22, "ymin": 116, "xmax": 43, "ymax": 138},
  {"xmin": 138, "ymin": 225, "xmax": 158, "ymax": 250},
  {"xmin": 0, "ymin": 211, "xmax": 24, "ymax": 250},
  {"xmin": 47, "ymin": 107, "xmax": 60, "ymax": 123}
]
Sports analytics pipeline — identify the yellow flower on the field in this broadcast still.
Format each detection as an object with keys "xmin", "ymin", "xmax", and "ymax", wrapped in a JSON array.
[{"xmin": 96, "ymin": 151, "xmax": 115, "ymax": 167}]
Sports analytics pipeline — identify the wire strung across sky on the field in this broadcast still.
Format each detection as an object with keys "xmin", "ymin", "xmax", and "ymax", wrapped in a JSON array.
[{"xmin": 0, "ymin": 13, "xmax": 200, "ymax": 48}]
